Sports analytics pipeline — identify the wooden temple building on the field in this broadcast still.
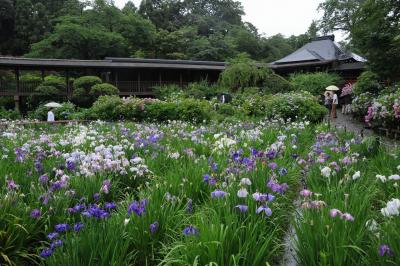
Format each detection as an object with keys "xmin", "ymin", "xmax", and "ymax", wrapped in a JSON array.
[
  {"xmin": 0, "ymin": 35, "xmax": 366, "ymax": 111},
  {"xmin": 270, "ymin": 35, "xmax": 366, "ymax": 81}
]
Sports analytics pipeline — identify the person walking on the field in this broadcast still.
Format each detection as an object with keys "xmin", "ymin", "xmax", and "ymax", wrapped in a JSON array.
[
  {"xmin": 324, "ymin": 91, "xmax": 332, "ymax": 114},
  {"xmin": 47, "ymin": 109, "xmax": 55, "ymax": 122},
  {"xmin": 331, "ymin": 92, "xmax": 338, "ymax": 118}
]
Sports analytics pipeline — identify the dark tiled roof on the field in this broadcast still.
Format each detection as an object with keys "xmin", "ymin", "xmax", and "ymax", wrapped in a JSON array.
[{"xmin": 272, "ymin": 35, "xmax": 366, "ymax": 66}]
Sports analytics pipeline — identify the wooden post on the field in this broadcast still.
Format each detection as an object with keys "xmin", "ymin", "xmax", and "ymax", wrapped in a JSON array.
[
  {"xmin": 159, "ymin": 71, "xmax": 162, "ymax": 86},
  {"xmin": 41, "ymin": 69, "xmax": 45, "ymax": 81},
  {"xmin": 115, "ymin": 71, "xmax": 119, "ymax": 88},
  {"xmin": 66, "ymin": 70, "xmax": 70, "ymax": 99},
  {"xmin": 137, "ymin": 71, "xmax": 141, "ymax": 92},
  {"xmin": 15, "ymin": 68, "xmax": 20, "ymax": 112},
  {"xmin": 179, "ymin": 72, "xmax": 183, "ymax": 87}
]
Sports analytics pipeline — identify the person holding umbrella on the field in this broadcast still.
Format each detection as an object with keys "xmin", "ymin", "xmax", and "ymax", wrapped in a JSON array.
[
  {"xmin": 44, "ymin": 102, "xmax": 62, "ymax": 122},
  {"xmin": 326, "ymin": 86, "xmax": 339, "ymax": 119}
]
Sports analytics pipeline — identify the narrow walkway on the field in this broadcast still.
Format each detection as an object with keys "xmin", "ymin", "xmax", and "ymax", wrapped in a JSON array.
[{"xmin": 328, "ymin": 112, "xmax": 399, "ymax": 149}]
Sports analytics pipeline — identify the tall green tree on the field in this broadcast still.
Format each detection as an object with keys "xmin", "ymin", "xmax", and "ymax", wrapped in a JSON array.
[{"xmin": 26, "ymin": 20, "xmax": 129, "ymax": 59}]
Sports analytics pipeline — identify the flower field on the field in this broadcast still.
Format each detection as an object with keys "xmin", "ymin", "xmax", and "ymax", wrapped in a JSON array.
[{"xmin": 1, "ymin": 120, "xmax": 399, "ymax": 265}]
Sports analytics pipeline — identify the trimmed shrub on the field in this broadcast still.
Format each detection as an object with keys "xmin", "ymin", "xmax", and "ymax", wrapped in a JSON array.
[
  {"xmin": 290, "ymin": 72, "xmax": 342, "ymax": 96},
  {"xmin": 90, "ymin": 95, "xmax": 123, "ymax": 120},
  {"xmin": 353, "ymin": 71, "xmax": 382, "ymax": 95},
  {"xmin": 72, "ymin": 76, "xmax": 103, "ymax": 107},
  {"xmin": 265, "ymin": 92, "xmax": 327, "ymax": 122},
  {"xmin": 90, "ymin": 83, "xmax": 119, "ymax": 97},
  {"xmin": 73, "ymin": 76, "xmax": 102, "ymax": 91}
]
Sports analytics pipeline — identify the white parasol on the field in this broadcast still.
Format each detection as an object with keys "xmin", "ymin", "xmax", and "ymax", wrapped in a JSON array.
[
  {"xmin": 44, "ymin": 102, "xmax": 63, "ymax": 108},
  {"xmin": 325, "ymin": 85, "xmax": 340, "ymax": 91}
]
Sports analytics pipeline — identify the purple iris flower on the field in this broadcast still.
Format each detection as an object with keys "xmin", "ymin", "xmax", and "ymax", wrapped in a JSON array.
[
  {"xmin": 100, "ymin": 179, "xmax": 111, "ymax": 194},
  {"xmin": 267, "ymin": 179, "xmax": 289, "ymax": 194},
  {"xmin": 203, "ymin": 174, "xmax": 211, "ymax": 183},
  {"xmin": 256, "ymin": 205, "xmax": 272, "ymax": 217},
  {"xmin": 104, "ymin": 202, "xmax": 116, "ymax": 210},
  {"xmin": 211, "ymin": 189, "xmax": 227, "ymax": 198},
  {"xmin": 47, "ymin": 232, "xmax": 59, "ymax": 240},
  {"xmin": 268, "ymin": 162, "xmax": 278, "ymax": 170},
  {"xmin": 150, "ymin": 221, "xmax": 159, "ymax": 234},
  {"xmin": 34, "ymin": 160, "xmax": 44, "ymax": 173},
  {"xmin": 39, "ymin": 174, "xmax": 49, "ymax": 185},
  {"xmin": 6, "ymin": 179, "xmax": 19, "ymax": 190},
  {"xmin": 40, "ymin": 248, "xmax": 53, "ymax": 257},
  {"xmin": 50, "ymin": 239, "xmax": 63, "ymax": 249},
  {"xmin": 266, "ymin": 150, "xmax": 277, "ymax": 159},
  {"xmin": 278, "ymin": 167, "xmax": 288, "ymax": 176},
  {"xmin": 30, "ymin": 209, "xmax": 41, "ymax": 219},
  {"xmin": 183, "ymin": 225, "xmax": 199, "ymax": 236},
  {"xmin": 66, "ymin": 161, "xmax": 75, "ymax": 171},
  {"xmin": 82, "ymin": 204, "xmax": 109, "ymax": 219},
  {"xmin": 93, "ymin": 193, "xmax": 100, "ymax": 201},
  {"xmin": 73, "ymin": 222, "xmax": 84, "ymax": 232},
  {"xmin": 128, "ymin": 199, "xmax": 148, "ymax": 216},
  {"xmin": 379, "ymin": 244, "xmax": 394, "ymax": 257},
  {"xmin": 54, "ymin": 223, "xmax": 69, "ymax": 232},
  {"xmin": 235, "ymin": 205, "xmax": 248, "ymax": 213},
  {"xmin": 211, "ymin": 163, "xmax": 218, "ymax": 172}
]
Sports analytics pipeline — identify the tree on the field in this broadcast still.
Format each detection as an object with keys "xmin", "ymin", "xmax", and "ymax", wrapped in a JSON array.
[
  {"xmin": 0, "ymin": 0, "xmax": 15, "ymax": 54},
  {"xmin": 351, "ymin": 0, "xmax": 400, "ymax": 79},
  {"xmin": 26, "ymin": 20, "xmax": 128, "ymax": 59},
  {"xmin": 318, "ymin": 0, "xmax": 365, "ymax": 33}
]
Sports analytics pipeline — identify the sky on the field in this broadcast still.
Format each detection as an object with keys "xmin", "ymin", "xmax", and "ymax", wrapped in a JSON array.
[{"xmin": 113, "ymin": 0, "xmax": 326, "ymax": 38}]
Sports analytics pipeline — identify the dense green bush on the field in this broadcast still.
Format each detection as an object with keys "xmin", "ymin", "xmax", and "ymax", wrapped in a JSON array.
[
  {"xmin": 73, "ymin": 76, "xmax": 102, "ymax": 91},
  {"xmin": 186, "ymin": 81, "xmax": 225, "ymax": 99},
  {"xmin": 290, "ymin": 72, "xmax": 342, "ymax": 96},
  {"xmin": 72, "ymin": 76, "xmax": 103, "ymax": 107},
  {"xmin": 231, "ymin": 93, "xmax": 269, "ymax": 117},
  {"xmin": 89, "ymin": 96, "xmax": 213, "ymax": 123},
  {"xmin": 353, "ymin": 71, "xmax": 382, "ymax": 95},
  {"xmin": 216, "ymin": 103, "xmax": 237, "ymax": 116},
  {"xmin": 0, "ymin": 107, "xmax": 21, "ymax": 120},
  {"xmin": 90, "ymin": 83, "xmax": 119, "ymax": 97},
  {"xmin": 90, "ymin": 95, "xmax": 123, "ymax": 120},
  {"xmin": 262, "ymin": 72, "xmax": 292, "ymax": 94},
  {"xmin": 264, "ymin": 92, "xmax": 327, "ymax": 122},
  {"xmin": 28, "ymin": 102, "xmax": 76, "ymax": 120},
  {"xmin": 153, "ymin": 85, "xmax": 183, "ymax": 100},
  {"xmin": 20, "ymin": 73, "xmax": 42, "ymax": 82}
]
